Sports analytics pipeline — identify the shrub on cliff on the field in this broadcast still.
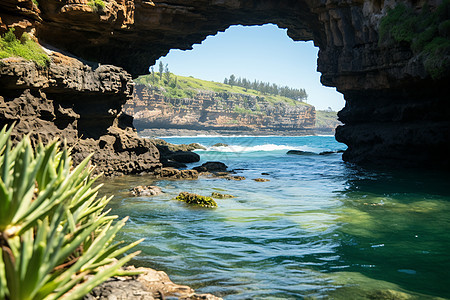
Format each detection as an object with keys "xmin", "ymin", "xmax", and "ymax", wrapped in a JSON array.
[
  {"xmin": 0, "ymin": 28, "xmax": 50, "ymax": 67},
  {"xmin": 88, "ymin": 0, "xmax": 105, "ymax": 11},
  {"xmin": 0, "ymin": 125, "xmax": 142, "ymax": 299},
  {"xmin": 379, "ymin": 1, "xmax": 450, "ymax": 79}
]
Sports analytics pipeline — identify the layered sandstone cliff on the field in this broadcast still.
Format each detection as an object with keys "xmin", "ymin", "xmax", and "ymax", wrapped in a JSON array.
[
  {"xmin": 1, "ymin": 0, "xmax": 449, "ymax": 168},
  {"xmin": 124, "ymin": 84, "xmax": 316, "ymax": 132}
]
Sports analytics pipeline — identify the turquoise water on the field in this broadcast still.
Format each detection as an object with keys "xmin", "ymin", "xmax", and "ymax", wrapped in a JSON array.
[{"xmin": 101, "ymin": 136, "xmax": 450, "ymax": 299}]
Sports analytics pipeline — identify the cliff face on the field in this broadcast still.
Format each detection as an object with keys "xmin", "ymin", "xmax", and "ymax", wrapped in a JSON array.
[
  {"xmin": 125, "ymin": 85, "xmax": 315, "ymax": 132},
  {"xmin": 1, "ymin": 0, "xmax": 449, "ymax": 168},
  {"xmin": 0, "ymin": 53, "xmax": 160, "ymax": 176}
]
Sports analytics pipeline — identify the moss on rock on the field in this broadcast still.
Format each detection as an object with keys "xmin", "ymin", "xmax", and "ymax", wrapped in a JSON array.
[
  {"xmin": 379, "ymin": 1, "xmax": 450, "ymax": 79},
  {"xmin": 175, "ymin": 192, "xmax": 217, "ymax": 208}
]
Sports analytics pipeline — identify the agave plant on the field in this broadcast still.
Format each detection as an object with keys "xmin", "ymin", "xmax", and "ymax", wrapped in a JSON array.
[{"xmin": 0, "ymin": 125, "xmax": 143, "ymax": 300}]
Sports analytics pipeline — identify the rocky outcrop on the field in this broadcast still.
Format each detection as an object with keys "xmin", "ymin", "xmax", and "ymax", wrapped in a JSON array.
[
  {"xmin": 0, "ymin": 53, "xmax": 160, "ymax": 176},
  {"xmin": 124, "ymin": 85, "xmax": 315, "ymax": 132},
  {"xmin": 85, "ymin": 266, "xmax": 222, "ymax": 300},
  {"xmin": 1, "ymin": 0, "xmax": 449, "ymax": 169},
  {"xmin": 130, "ymin": 185, "xmax": 163, "ymax": 196}
]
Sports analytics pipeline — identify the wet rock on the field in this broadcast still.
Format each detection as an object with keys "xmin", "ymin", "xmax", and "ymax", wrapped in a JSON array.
[
  {"xmin": 155, "ymin": 168, "xmax": 199, "ymax": 180},
  {"xmin": 168, "ymin": 151, "xmax": 200, "ymax": 163},
  {"xmin": 193, "ymin": 162, "xmax": 228, "ymax": 173},
  {"xmin": 366, "ymin": 289, "xmax": 412, "ymax": 300},
  {"xmin": 152, "ymin": 139, "xmax": 206, "ymax": 152},
  {"xmin": 85, "ymin": 265, "xmax": 222, "ymax": 300},
  {"xmin": 286, "ymin": 150, "xmax": 316, "ymax": 155},
  {"xmin": 130, "ymin": 185, "xmax": 163, "ymax": 197},
  {"xmin": 225, "ymin": 175, "xmax": 246, "ymax": 181},
  {"xmin": 211, "ymin": 192, "xmax": 235, "ymax": 199},
  {"xmin": 212, "ymin": 143, "xmax": 228, "ymax": 147},
  {"xmin": 253, "ymin": 178, "xmax": 270, "ymax": 182},
  {"xmin": 319, "ymin": 151, "xmax": 336, "ymax": 155},
  {"xmin": 261, "ymin": 172, "xmax": 270, "ymax": 175},
  {"xmin": 175, "ymin": 192, "xmax": 217, "ymax": 208}
]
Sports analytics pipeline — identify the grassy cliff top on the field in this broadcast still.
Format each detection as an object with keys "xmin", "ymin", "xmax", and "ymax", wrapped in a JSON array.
[
  {"xmin": 134, "ymin": 73, "xmax": 312, "ymax": 107},
  {"xmin": 315, "ymin": 110, "xmax": 341, "ymax": 129}
]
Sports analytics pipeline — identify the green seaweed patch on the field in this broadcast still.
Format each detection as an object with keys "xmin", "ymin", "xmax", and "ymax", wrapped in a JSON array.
[
  {"xmin": 176, "ymin": 192, "xmax": 218, "ymax": 208},
  {"xmin": 211, "ymin": 192, "xmax": 235, "ymax": 199}
]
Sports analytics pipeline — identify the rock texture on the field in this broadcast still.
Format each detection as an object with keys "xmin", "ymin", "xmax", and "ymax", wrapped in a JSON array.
[
  {"xmin": 0, "ymin": 54, "xmax": 160, "ymax": 176},
  {"xmin": 124, "ymin": 84, "xmax": 316, "ymax": 132},
  {"xmin": 85, "ymin": 266, "xmax": 222, "ymax": 300},
  {"xmin": 1, "ymin": 0, "xmax": 449, "ymax": 169}
]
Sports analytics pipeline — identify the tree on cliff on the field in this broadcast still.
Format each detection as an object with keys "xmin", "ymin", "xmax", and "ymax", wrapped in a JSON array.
[
  {"xmin": 164, "ymin": 63, "xmax": 171, "ymax": 82},
  {"xmin": 228, "ymin": 74, "xmax": 236, "ymax": 87},
  {"xmin": 224, "ymin": 74, "xmax": 308, "ymax": 101},
  {"xmin": 159, "ymin": 61, "xmax": 164, "ymax": 80}
]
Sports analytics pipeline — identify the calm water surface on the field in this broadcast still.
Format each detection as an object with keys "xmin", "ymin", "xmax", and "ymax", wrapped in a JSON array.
[{"xmin": 100, "ymin": 136, "xmax": 450, "ymax": 299}]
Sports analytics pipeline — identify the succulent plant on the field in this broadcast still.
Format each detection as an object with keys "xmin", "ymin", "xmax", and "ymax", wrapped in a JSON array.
[{"xmin": 0, "ymin": 125, "xmax": 142, "ymax": 300}]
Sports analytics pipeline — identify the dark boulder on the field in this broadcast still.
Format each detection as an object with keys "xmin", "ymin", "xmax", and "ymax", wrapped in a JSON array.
[
  {"xmin": 287, "ymin": 150, "xmax": 316, "ymax": 155},
  {"xmin": 193, "ymin": 161, "xmax": 228, "ymax": 173},
  {"xmin": 168, "ymin": 151, "xmax": 200, "ymax": 163}
]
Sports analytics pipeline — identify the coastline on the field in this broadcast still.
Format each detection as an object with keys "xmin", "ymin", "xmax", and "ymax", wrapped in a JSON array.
[{"xmin": 138, "ymin": 128, "xmax": 336, "ymax": 138}]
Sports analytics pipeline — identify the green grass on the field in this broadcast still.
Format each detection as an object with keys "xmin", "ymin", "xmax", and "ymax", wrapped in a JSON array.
[
  {"xmin": 315, "ymin": 110, "xmax": 341, "ymax": 129},
  {"xmin": 379, "ymin": 1, "xmax": 450, "ymax": 79},
  {"xmin": 0, "ymin": 29, "xmax": 50, "ymax": 67},
  {"xmin": 88, "ymin": 0, "xmax": 105, "ymax": 11},
  {"xmin": 135, "ymin": 73, "xmax": 311, "ymax": 108}
]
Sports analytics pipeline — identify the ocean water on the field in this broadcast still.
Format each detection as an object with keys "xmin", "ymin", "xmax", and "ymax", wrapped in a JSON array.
[{"xmin": 100, "ymin": 135, "xmax": 450, "ymax": 299}]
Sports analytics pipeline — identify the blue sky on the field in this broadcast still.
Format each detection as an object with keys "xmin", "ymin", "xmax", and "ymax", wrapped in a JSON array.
[{"xmin": 153, "ymin": 24, "xmax": 345, "ymax": 111}]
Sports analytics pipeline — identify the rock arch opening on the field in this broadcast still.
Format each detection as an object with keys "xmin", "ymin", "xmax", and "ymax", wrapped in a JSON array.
[
  {"xmin": 2, "ymin": 0, "xmax": 449, "ymax": 169},
  {"xmin": 125, "ymin": 24, "xmax": 344, "ymax": 135}
]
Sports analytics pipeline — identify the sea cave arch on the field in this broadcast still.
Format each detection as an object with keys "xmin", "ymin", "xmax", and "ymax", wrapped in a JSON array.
[{"xmin": 3, "ymin": 0, "xmax": 450, "ymax": 169}]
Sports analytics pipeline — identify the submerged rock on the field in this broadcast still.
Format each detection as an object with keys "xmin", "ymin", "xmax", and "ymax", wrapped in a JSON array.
[
  {"xmin": 211, "ymin": 192, "xmax": 235, "ymax": 199},
  {"xmin": 225, "ymin": 175, "xmax": 246, "ymax": 181},
  {"xmin": 319, "ymin": 151, "xmax": 336, "ymax": 155},
  {"xmin": 253, "ymin": 178, "xmax": 270, "ymax": 182},
  {"xmin": 319, "ymin": 150, "xmax": 346, "ymax": 155},
  {"xmin": 286, "ymin": 150, "xmax": 316, "ymax": 155},
  {"xmin": 193, "ymin": 161, "xmax": 228, "ymax": 173},
  {"xmin": 130, "ymin": 185, "xmax": 163, "ymax": 196},
  {"xmin": 175, "ymin": 192, "xmax": 217, "ymax": 208}
]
